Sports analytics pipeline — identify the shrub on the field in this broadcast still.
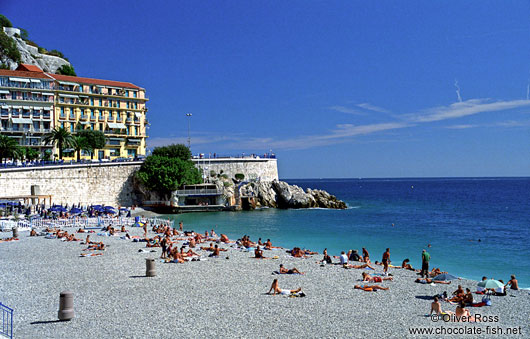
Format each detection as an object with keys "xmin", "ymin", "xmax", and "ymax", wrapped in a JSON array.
[
  {"xmin": 223, "ymin": 181, "xmax": 232, "ymax": 187},
  {"xmin": 38, "ymin": 46, "xmax": 46, "ymax": 53},
  {"xmin": 234, "ymin": 173, "xmax": 245, "ymax": 180},
  {"xmin": 56, "ymin": 64, "xmax": 76, "ymax": 76},
  {"xmin": 0, "ymin": 15, "xmax": 12, "ymax": 28},
  {"xmin": 25, "ymin": 39, "xmax": 39, "ymax": 48},
  {"xmin": 0, "ymin": 30, "xmax": 21, "ymax": 63},
  {"xmin": 220, "ymin": 174, "xmax": 229, "ymax": 179},
  {"xmin": 152, "ymin": 144, "xmax": 191, "ymax": 160},
  {"xmin": 19, "ymin": 28, "xmax": 29, "ymax": 40},
  {"xmin": 47, "ymin": 49, "xmax": 64, "ymax": 58},
  {"xmin": 210, "ymin": 170, "xmax": 216, "ymax": 178}
]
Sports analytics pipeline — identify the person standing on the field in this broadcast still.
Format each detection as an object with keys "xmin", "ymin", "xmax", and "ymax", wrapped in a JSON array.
[
  {"xmin": 421, "ymin": 249, "xmax": 430, "ymax": 278},
  {"xmin": 382, "ymin": 248, "xmax": 390, "ymax": 275}
]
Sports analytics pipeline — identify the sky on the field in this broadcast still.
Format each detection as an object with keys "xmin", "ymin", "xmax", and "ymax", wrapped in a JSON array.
[{"xmin": 2, "ymin": 1, "xmax": 530, "ymax": 178}]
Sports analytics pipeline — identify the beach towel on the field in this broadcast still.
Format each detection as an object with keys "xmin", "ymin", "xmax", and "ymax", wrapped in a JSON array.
[{"xmin": 80, "ymin": 253, "xmax": 103, "ymax": 257}]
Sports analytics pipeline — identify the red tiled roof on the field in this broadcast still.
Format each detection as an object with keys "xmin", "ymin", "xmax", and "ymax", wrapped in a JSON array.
[
  {"xmin": 0, "ymin": 69, "xmax": 52, "ymax": 79},
  {"xmin": 16, "ymin": 64, "xmax": 44, "ymax": 72},
  {"xmin": 48, "ymin": 73, "xmax": 141, "ymax": 89}
]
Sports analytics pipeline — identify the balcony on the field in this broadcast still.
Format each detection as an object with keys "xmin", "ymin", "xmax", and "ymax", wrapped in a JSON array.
[
  {"xmin": 90, "ymin": 115, "xmax": 97, "ymax": 121},
  {"xmin": 107, "ymin": 116, "xmax": 115, "ymax": 122},
  {"xmin": 59, "ymin": 114, "xmax": 67, "ymax": 120},
  {"xmin": 42, "ymin": 113, "xmax": 51, "ymax": 119},
  {"xmin": 126, "ymin": 118, "xmax": 133, "ymax": 123},
  {"xmin": 69, "ymin": 115, "xmax": 77, "ymax": 121},
  {"xmin": 116, "ymin": 118, "xmax": 123, "ymax": 123},
  {"xmin": 32, "ymin": 113, "xmax": 41, "ymax": 119},
  {"xmin": 98, "ymin": 115, "xmax": 105, "ymax": 121},
  {"xmin": 80, "ymin": 115, "xmax": 88, "ymax": 120},
  {"xmin": 104, "ymin": 129, "xmax": 127, "ymax": 135}
]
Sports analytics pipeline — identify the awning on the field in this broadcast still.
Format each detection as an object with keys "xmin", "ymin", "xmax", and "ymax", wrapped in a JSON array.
[
  {"xmin": 30, "ymin": 79, "xmax": 41, "ymax": 83},
  {"xmin": 9, "ymin": 77, "xmax": 30, "ymax": 83},
  {"xmin": 58, "ymin": 81, "xmax": 78, "ymax": 86},
  {"xmin": 12, "ymin": 106, "xmax": 21, "ymax": 109},
  {"xmin": 31, "ymin": 91, "xmax": 41, "ymax": 94},
  {"xmin": 42, "ymin": 92, "xmax": 53, "ymax": 96},
  {"xmin": 33, "ymin": 107, "xmax": 43, "ymax": 110},
  {"xmin": 79, "ymin": 121, "xmax": 89, "ymax": 124},
  {"xmin": 134, "ymin": 112, "xmax": 142, "ymax": 118},
  {"xmin": 107, "ymin": 122, "xmax": 126, "ymax": 129},
  {"xmin": 79, "ymin": 95, "xmax": 88, "ymax": 98},
  {"xmin": 0, "ymin": 90, "xmax": 9, "ymax": 94},
  {"xmin": 1, "ymin": 105, "xmax": 10, "ymax": 109},
  {"xmin": 128, "ymin": 138, "xmax": 141, "ymax": 142},
  {"xmin": 109, "ymin": 137, "xmax": 125, "ymax": 141},
  {"xmin": 22, "ymin": 106, "xmax": 30, "ymax": 109},
  {"xmin": 11, "ymin": 118, "xmax": 32, "ymax": 124},
  {"xmin": 59, "ymin": 94, "xmax": 79, "ymax": 98},
  {"xmin": 43, "ymin": 107, "xmax": 52, "ymax": 110}
]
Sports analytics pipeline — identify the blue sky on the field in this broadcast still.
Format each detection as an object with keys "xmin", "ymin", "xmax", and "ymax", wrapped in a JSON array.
[{"xmin": 2, "ymin": 1, "xmax": 530, "ymax": 178}]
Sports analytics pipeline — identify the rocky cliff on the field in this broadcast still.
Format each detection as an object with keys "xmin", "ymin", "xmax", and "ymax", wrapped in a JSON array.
[
  {"xmin": 239, "ymin": 180, "xmax": 347, "ymax": 209},
  {"xmin": 1, "ymin": 27, "xmax": 71, "ymax": 72}
]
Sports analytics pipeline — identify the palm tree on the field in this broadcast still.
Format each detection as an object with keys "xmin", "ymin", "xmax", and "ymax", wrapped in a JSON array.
[
  {"xmin": 43, "ymin": 127, "xmax": 74, "ymax": 160},
  {"xmin": 0, "ymin": 134, "xmax": 22, "ymax": 164},
  {"xmin": 71, "ymin": 135, "xmax": 90, "ymax": 162}
]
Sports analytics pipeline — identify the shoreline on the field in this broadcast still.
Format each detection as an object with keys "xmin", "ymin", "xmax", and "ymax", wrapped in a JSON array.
[{"xmin": 1, "ymin": 226, "xmax": 528, "ymax": 338}]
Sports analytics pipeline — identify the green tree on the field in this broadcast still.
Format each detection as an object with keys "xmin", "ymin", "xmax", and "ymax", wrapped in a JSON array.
[
  {"xmin": 43, "ymin": 127, "xmax": 74, "ymax": 160},
  {"xmin": 71, "ymin": 135, "xmax": 90, "ymax": 162},
  {"xmin": 56, "ymin": 64, "xmax": 76, "ymax": 76},
  {"xmin": 136, "ymin": 155, "xmax": 202, "ymax": 199},
  {"xmin": 76, "ymin": 129, "xmax": 105, "ymax": 159},
  {"xmin": 0, "ymin": 15, "xmax": 13, "ymax": 28},
  {"xmin": 0, "ymin": 30, "xmax": 21, "ymax": 63},
  {"xmin": 0, "ymin": 134, "xmax": 21, "ymax": 163},
  {"xmin": 151, "ymin": 144, "xmax": 191, "ymax": 160},
  {"xmin": 21, "ymin": 147, "xmax": 40, "ymax": 161}
]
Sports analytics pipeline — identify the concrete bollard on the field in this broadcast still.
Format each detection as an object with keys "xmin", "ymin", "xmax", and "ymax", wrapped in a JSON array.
[
  {"xmin": 12, "ymin": 227, "xmax": 18, "ymax": 238},
  {"xmin": 58, "ymin": 291, "xmax": 74, "ymax": 321},
  {"xmin": 146, "ymin": 258, "xmax": 156, "ymax": 277}
]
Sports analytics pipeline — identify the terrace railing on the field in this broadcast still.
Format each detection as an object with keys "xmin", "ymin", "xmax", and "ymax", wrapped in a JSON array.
[{"xmin": 0, "ymin": 302, "xmax": 13, "ymax": 339}]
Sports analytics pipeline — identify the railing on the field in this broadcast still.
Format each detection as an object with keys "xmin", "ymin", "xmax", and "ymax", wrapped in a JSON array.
[
  {"xmin": 174, "ymin": 189, "xmax": 221, "ymax": 195},
  {"xmin": 0, "ymin": 216, "xmax": 173, "ymax": 230},
  {"xmin": 0, "ymin": 302, "xmax": 13, "ymax": 339}
]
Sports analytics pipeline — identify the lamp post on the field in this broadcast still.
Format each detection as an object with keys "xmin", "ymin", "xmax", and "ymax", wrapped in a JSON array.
[{"xmin": 186, "ymin": 113, "xmax": 192, "ymax": 149}]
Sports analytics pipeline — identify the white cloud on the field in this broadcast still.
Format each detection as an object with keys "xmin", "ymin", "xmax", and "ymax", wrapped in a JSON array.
[
  {"xmin": 357, "ymin": 103, "xmax": 390, "ymax": 113},
  {"xmin": 444, "ymin": 124, "xmax": 478, "ymax": 129},
  {"xmin": 327, "ymin": 105, "xmax": 365, "ymax": 115},
  {"xmin": 412, "ymin": 99, "xmax": 530, "ymax": 123}
]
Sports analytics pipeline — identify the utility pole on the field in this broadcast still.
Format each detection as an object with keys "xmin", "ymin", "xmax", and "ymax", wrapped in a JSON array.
[{"xmin": 186, "ymin": 113, "xmax": 192, "ymax": 149}]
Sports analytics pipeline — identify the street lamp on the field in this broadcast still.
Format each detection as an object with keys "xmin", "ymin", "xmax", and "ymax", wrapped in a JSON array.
[{"xmin": 186, "ymin": 113, "xmax": 192, "ymax": 149}]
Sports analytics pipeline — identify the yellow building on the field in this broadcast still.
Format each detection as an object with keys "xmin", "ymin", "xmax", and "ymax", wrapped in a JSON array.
[{"xmin": 49, "ymin": 73, "xmax": 148, "ymax": 160}]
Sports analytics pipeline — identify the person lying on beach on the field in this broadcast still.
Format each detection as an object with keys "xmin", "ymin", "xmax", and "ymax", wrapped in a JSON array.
[
  {"xmin": 0, "ymin": 237, "xmax": 19, "ymax": 243},
  {"xmin": 121, "ymin": 225, "xmax": 127, "ymax": 233},
  {"xmin": 220, "ymin": 234, "xmax": 230, "ymax": 243},
  {"xmin": 168, "ymin": 249, "xmax": 185, "ymax": 263},
  {"xmin": 290, "ymin": 247, "xmax": 309, "ymax": 258},
  {"xmin": 146, "ymin": 236, "xmax": 161, "ymax": 248},
  {"xmin": 201, "ymin": 243, "xmax": 216, "ymax": 251},
  {"xmin": 255, "ymin": 246, "xmax": 270, "ymax": 259},
  {"xmin": 345, "ymin": 263, "xmax": 376, "ymax": 270},
  {"xmin": 362, "ymin": 272, "xmax": 393, "ymax": 282},
  {"xmin": 181, "ymin": 247, "xmax": 200, "ymax": 257},
  {"xmin": 362, "ymin": 247, "xmax": 370, "ymax": 263},
  {"xmin": 414, "ymin": 278, "xmax": 451, "ymax": 285},
  {"xmin": 85, "ymin": 242, "xmax": 105, "ymax": 251},
  {"xmin": 77, "ymin": 228, "xmax": 85, "ymax": 233},
  {"xmin": 267, "ymin": 279, "xmax": 302, "ymax": 296},
  {"xmin": 428, "ymin": 268, "xmax": 447, "ymax": 277},
  {"xmin": 279, "ymin": 264, "xmax": 304, "ymax": 274},
  {"xmin": 265, "ymin": 239, "xmax": 281, "ymax": 250},
  {"xmin": 354, "ymin": 284, "xmax": 389, "ymax": 292},
  {"xmin": 505, "ymin": 275, "xmax": 519, "ymax": 290}
]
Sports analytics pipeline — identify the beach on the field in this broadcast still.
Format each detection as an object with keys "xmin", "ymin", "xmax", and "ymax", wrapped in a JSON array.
[{"xmin": 1, "ymin": 227, "xmax": 528, "ymax": 338}]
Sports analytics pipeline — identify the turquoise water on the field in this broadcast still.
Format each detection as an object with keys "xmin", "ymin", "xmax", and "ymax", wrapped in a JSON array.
[{"xmin": 166, "ymin": 178, "xmax": 530, "ymax": 288}]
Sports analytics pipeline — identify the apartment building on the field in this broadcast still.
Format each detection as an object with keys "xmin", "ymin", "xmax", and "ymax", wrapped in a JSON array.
[
  {"xmin": 0, "ymin": 64, "xmax": 55, "ymax": 154},
  {"xmin": 0, "ymin": 64, "xmax": 148, "ymax": 160}
]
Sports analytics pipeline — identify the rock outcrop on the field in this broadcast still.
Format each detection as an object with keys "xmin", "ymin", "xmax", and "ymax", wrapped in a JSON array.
[
  {"xmin": 1, "ymin": 27, "xmax": 70, "ymax": 72},
  {"xmin": 239, "ymin": 180, "xmax": 347, "ymax": 209}
]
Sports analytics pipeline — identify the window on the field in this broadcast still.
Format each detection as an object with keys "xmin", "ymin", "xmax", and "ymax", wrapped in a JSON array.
[
  {"xmin": 70, "ymin": 124, "xmax": 74, "ymax": 132},
  {"xmin": 33, "ymin": 121, "xmax": 39, "ymax": 131},
  {"xmin": 126, "ymin": 126, "xmax": 130, "ymax": 135},
  {"xmin": 90, "ymin": 109, "xmax": 95, "ymax": 118},
  {"xmin": 127, "ymin": 149, "xmax": 136, "ymax": 157},
  {"xmin": 126, "ymin": 90, "xmax": 129, "ymax": 97},
  {"xmin": 11, "ymin": 92, "xmax": 16, "ymax": 100},
  {"xmin": 116, "ymin": 100, "xmax": 120, "ymax": 108},
  {"xmin": 134, "ymin": 102, "xmax": 138, "ymax": 109},
  {"xmin": 79, "ymin": 85, "xmax": 83, "ymax": 92},
  {"xmin": 133, "ymin": 91, "xmax": 137, "ymax": 98},
  {"xmin": 90, "ymin": 123, "xmax": 94, "ymax": 130},
  {"xmin": 60, "ymin": 107, "xmax": 65, "ymax": 116},
  {"xmin": 80, "ymin": 108, "xmax": 84, "ymax": 116},
  {"xmin": 61, "ymin": 122, "xmax": 65, "ymax": 128},
  {"xmin": 126, "ymin": 101, "xmax": 130, "ymax": 109},
  {"xmin": 108, "ymin": 111, "xmax": 113, "ymax": 119},
  {"xmin": 90, "ymin": 98, "xmax": 94, "ymax": 106}
]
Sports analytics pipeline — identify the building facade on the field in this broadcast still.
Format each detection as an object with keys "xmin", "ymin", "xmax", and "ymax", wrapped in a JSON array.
[{"xmin": 0, "ymin": 64, "xmax": 148, "ymax": 160}]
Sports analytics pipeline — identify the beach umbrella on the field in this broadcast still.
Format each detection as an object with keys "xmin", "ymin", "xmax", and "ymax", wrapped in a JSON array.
[
  {"xmin": 70, "ymin": 207, "xmax": 82, "ymax": 214},
  {"xmin": 433, "ymin": 273, "xmax": 458, "ymax": 281},
  {"xmin": 477, "ymin": 279, "xmax": 504, "ymax": 289}
]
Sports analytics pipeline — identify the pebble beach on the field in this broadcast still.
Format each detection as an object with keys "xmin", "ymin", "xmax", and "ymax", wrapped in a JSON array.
[{"xmin": 1, "ymin": 227, "xmax": 528, "ymax": 338}]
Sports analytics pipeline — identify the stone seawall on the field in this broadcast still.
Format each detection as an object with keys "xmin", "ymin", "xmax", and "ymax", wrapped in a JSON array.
[
  {"xmin": 193, "ymin": 158, "xmax": 278, "ymax": 182},
  {"xmin": 0, "ymin": 162, "xmax": 142, "ymax": 206},
  {"xmin": 0, "ymin": 158, "xmax": 279, "ymax": 206}
]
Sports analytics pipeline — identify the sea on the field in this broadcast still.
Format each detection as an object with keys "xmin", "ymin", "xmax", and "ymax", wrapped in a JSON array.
[{"xmin": 166, "ymin": 177, "xmax": 530, "ymax": 288}]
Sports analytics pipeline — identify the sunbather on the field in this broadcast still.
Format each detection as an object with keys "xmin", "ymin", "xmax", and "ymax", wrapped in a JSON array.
[
  {"xmin": 362, "ymin": 272, "xmax": 393, "ymax": 282},
  {"xmin": 279, "ymin": 264, "xmax": 304, "ymax": 274},
  {"xmin": 354, "ymin": 284, "xmax": 388, "ymax": 292},
  {"xmin": 267, "ymin": 279, "xmax": 302, "ymax": 295},
  {"xmin": 415, "ymin": 278, "xmax": 451, "ymax": 285}
]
